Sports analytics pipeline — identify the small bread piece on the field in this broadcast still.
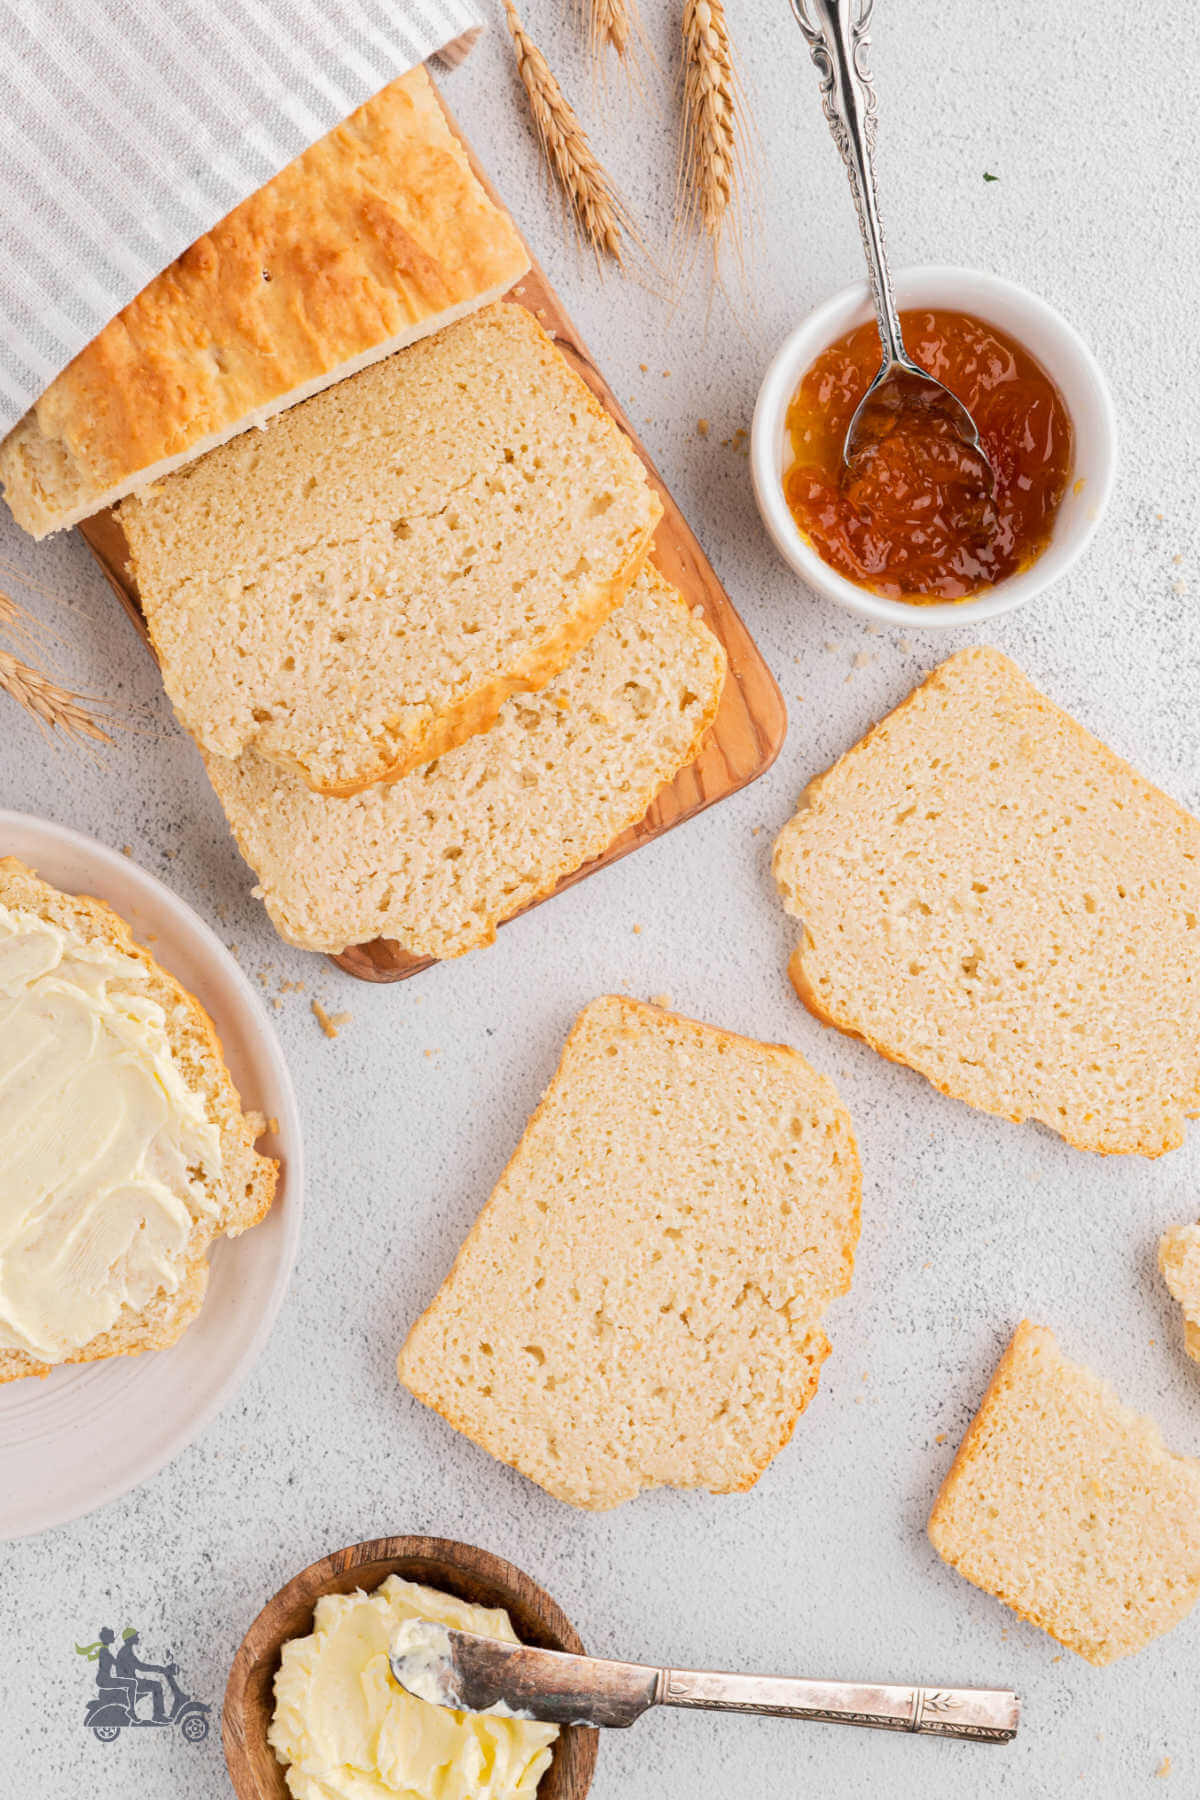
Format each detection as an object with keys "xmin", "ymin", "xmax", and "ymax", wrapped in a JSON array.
[
  {"xmin": 121, "ymin": 302, "xmax": 661, "ymax": 795},
  {"xmin": 0, "ymin": 67, "xmax": 530, "ymax": 538},
  {"xmin": 928, "ymin": 1322, "xmax": 1200, "ymax": 1664},
  {"xmin": 397, "ymin": 996, "xmax": 861, "ymax": 1509},
  {"xmin": 0, "ymin": 859, "xmax": 276, "ymax": 1383},
  {"xmin": 773, "ymin": 647, "xmax": 1200, "ymax": 1156},
  {"xmin": 1160, "ymin": 1225, "xmax": 1200, "ymax": 1362},
  {"xmin": 205, "ymin": 562, "xmax": 725, "ymax": 959}
]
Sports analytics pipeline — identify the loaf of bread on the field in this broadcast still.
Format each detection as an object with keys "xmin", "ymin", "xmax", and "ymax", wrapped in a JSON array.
[
  {"xmin": 928, "ymin": 1321, "xmax": 1200, "ymax": 1664},
  {"xmin": 1160, "ymin": 1224, "xmax": 1200, "ymax": 1361},
  {"xmin": 0, "ymin": 859, "xmax": 276, "ymax": 1383},
  {"xmin": 121, "ymin": 302, "xmax": 661, "ymax": 796},
  {"xmin": 0, "ymin": 68, "xmax": 530, "ymax": 538},
  {"xmin": 773, "ymin": 647, "xmax": 1200, "ymax": 1156},
  {"xmin": 205, "ymin": 562, "xmax": 723, "ymax": 958},
  {"xmin": 397, "ymin": 996, "xmax": 860, "ymax": 1509}
]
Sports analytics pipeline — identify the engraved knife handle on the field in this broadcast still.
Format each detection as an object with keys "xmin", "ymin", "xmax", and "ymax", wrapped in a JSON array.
[
  {"xmin": 656, "ymin": 1670, "xmax": 1020, "ymax": 1743},
  {"xmin": 788, "ymin": 0, "xmax": 905, "ymax": 367}
]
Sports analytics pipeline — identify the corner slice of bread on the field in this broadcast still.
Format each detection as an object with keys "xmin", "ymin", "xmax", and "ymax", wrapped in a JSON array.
[
  {"xmin": 0, "ymin": 858, "xmax": 277, "ymax": 1383},
  {"xmin": 0, "ymin": 67, "xmax": 530, "ymax": 538},
  {"xmin": 204, "ymin": 561, "xmax": 725, "ymax": 959},
  {"xmin": 1160, "ymin": 1225, "xmax": 1200, "ymax": 1362},
  {"xmin": 120, "ymin": 302, "xmax": 662, "ymax": 796},
  {"xmin": 397, "ymin": 996, "xmax": 861, "ymax": 1509},
  {"xmin": 928, "ymin": 1321, "xmax": 1200, "ymax": 1665},
  {"xmin": 773, "ymin": 647, "xmax": 1200, "ymax": 1157}
]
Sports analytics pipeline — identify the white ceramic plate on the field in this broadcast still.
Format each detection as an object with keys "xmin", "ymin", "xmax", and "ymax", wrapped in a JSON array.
[{"xmin": 0, "ymin": 813, "xmax": 303, "ymax": 1538}]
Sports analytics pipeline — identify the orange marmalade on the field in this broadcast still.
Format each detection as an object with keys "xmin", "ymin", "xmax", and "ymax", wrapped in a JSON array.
[{"xmin": 783, "ymin": 308, "xmax": 1073, "ymax": 602}]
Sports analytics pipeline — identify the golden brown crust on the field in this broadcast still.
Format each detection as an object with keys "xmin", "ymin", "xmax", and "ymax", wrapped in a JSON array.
[
  {"xmin": 777, "ymin": 646, "xmax": 1200, "ymax": 1159},
  {"xmin": 0, "ymin": 858, "xmax": 277, "ymax": 1383},
  {"xmin": 399, "ymin": 997, "xmax": 861, "ymax": 1508},
  {"xmin": 0, "ymin": 67, "xmax": 530, "ymax": 537},
  {"xmin": 271, "ymin": 513, "xmax": 660, "ymax": 796}
]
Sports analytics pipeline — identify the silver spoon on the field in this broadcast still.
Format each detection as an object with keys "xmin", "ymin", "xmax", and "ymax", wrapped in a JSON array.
[
  {"xmin": 390, "ymin": 1621, "xmax": 1020, "ymax": 1745},
  {"xmin": 789, "ymin": 0, "xmax": 995, "ymax": 489}
]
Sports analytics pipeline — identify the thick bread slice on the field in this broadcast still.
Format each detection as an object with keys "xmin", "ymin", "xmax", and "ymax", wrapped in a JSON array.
[
  {"xmin": 1160, "ymin": 1224, "xmax": 1200, "ymax": 1362},
  {"xmin": 928, "ymin": 1321, "xmax": 1200, "ymax": 1664},
  {"xmin": 205, "ymin": 562, "xmax": 725, "ymax": 959},
  {"xmin": 0, "ymin": 858, "xmax": 277, "ymax": 1383},
  {"xmin": 0, "ymin": 67, "xmax": 530, "ymax": 538},
  {"xmin": 397, "ymin": 996, "xmax": 861, "ymax": 1509},
  {"xmin": 773, "ymin": 647, "xmax": 1200, "ymax": 1156},
  {"xmin": 121, "ymin": 302, "xmax": 661, "ymax": 795}
]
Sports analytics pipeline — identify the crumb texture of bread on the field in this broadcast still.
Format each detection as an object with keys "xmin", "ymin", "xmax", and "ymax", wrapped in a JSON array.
[
  {"xmin": 0, "ymin": 68, "xmax": 530, "ymax": 537},
  {"xmin": 1159, "ymin": 1224, "xmax": 1200, "ymax": 1361},
  {"xmin": 928, "ymin": 1321, "xmax": 1200, "ymax": 1664},
  {"xmin": 205, "ymin": 563, "xmax": 725, "ymax": 958},
  {"xmin": 773, "ymin": 647, "xmax": 1200, "ymax": 1156},
  {"xmin": 397, "ymin": 996, "xmax": 860, "ymax": 1509},
  {"xmin": 120, "ymin": 302, "xmax": 661, "ymax": 795},
  {"xmin": 0, "ymin": 858, "xmax": 277, "ymax": 1384}
]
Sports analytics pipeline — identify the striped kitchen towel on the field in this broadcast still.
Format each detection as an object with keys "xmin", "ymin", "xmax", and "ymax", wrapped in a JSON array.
[{"xmin": 0, "ymin": 0, "xmax": 484, "ymax": 436}]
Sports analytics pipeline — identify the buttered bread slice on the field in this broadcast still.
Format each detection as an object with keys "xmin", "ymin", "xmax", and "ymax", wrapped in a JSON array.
[
  {"xmin": 0, "ymin": 859, "xmax": 276, "ymax": 1383},
  {"xmin": 397, "ymin": 997, "xmax": 861, "ymax": 1509},
  {"xmin": 773, "ymin": 647, "xmax": 1200, "ymax": 1156},
  {"xmin": 121, "ymin": 302, "xmax": 661, "ymax": 795},
  {"xmin": 929, "ymin": 1322, "xmax": 1200, "ymax": 1664},
  {"xmin": 205, "ymin": 562, "xmax": 724, "ymax": 958},
  {"xmin": 1, "ymin": 68, "xmax": 530, "ymax": 537}
]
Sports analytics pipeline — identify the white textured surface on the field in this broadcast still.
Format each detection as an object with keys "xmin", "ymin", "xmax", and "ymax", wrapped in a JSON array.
[{"xmin": 4, "ymin": 1, "xmax": 1199, "ymax": 1794}]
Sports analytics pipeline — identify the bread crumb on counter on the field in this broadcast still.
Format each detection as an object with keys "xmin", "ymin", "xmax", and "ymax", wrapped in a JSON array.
[
  {"xmin": 312, "ymin": 999, "xmax": 351, "ymax": 1039},
  {"xmin": 632, "ymin": 923, "xmax": 642, "ymax": 934},
  {"xmin": 697, "ymin": 418, "xmax": 709, "ymax": 437},
  {"xmin": 1155, "ymin": 1757, "xmax": 1172, "ymax": 1778}
]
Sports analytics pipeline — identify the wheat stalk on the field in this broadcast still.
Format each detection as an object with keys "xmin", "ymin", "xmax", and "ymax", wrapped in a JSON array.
[
  {"xmin": 679, "ymin": 0, "xmax": 746, "ymax": 269},
  {"xmin": 0, "ymin": 645, "xmax": 111, "ymax": 743},
  {"xmin": 503, "ymin": 0, "xmax": 632, "ymax": 267},
  {"xmin": 590, "ymin": 0, "xmax": 631, "ymax": 56}
]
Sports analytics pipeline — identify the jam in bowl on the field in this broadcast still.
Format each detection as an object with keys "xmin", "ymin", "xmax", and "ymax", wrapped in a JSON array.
[{"xmin": 750, "ymin": 267, "xmax": 1117, "ymax": 627}]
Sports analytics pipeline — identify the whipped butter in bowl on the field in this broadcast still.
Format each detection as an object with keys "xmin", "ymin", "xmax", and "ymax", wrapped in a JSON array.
[{"xmin": 268, "ymin": 1576, "xmax": 558, "ymax": 1800}]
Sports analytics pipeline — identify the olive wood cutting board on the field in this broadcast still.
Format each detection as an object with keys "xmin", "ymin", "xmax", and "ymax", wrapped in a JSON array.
[{"xmin": 78, "ymin": 85, "xmax": 786, "ymax": 984}]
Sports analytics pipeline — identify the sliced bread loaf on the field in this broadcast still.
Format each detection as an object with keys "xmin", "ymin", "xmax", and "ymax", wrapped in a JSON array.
[
  {"xmin": 0, "ymin": 67, "xmax": 530, "ymax": 538},
  {"xmin": 773, "ymin": 647, "xmax": 1200, "ymax": 1156},
  {"xmin": 928, "ymin": 1321, "xmax": 1200, "ymax": 1664},
  {"xmin": 397, "ymin": 996, "xmax": 861, "ymax": 1509},
  {"xmin": 0, "ymin": 858, "xmax": 276, "ymax": 1382},
  {"xmin": 204, "ymin": 561, "xmax": 725, "ymax": 959},
  {"xmin": 1160, "ymin": 1224, "xmax": 1200, "ymax": 1362},
  {"xmin": 121, "ymin": 302, "xmax": 662, "ymax": 795}
]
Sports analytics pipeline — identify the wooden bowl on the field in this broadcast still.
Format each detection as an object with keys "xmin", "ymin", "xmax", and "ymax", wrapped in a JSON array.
[{"xmin": 223, "ymin": 1535, "xmax": 599, "ymax": 1800}]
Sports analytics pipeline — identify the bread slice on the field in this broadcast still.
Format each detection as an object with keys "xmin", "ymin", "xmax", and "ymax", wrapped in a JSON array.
[
  {"xmin": 397, "ymin": 996, "xmax": 861, "ymax": 1509},
  {"xmin": 120, "ymin": 302, "xmax": 661, "ymax": 795},
  {"xmin": 773, "ymin": 647, "xmax": 1200, "ymax": 1156},
  {"xmin": 1160, "ymin": 1224, "xmax": 1200, "ymax": 1361},
  {"xmin": 204, "ymin": 561, "xmax": 725, "ymax": 959},
  {"xmin": 0, "ymin": 67, "xmax": 530, "ymax": 538},
  {"xmin": 0, "ymin": 858, "xmax": 276, "ymax": 1382},
  {"xmin": 928, "ymin": 1321, "xmax": 1200, "ymax": 1664}
]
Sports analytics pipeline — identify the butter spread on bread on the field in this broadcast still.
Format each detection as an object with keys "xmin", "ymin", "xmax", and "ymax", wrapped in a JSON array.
[{"xmin": 0, "ymin": 860, "xmax": 276, "ymax": 1382}]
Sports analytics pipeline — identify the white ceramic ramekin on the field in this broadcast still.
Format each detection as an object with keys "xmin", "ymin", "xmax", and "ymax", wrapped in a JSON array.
[{"xmin": 750, "ymin": 265, "xmax": 1117, "ymax": 628}]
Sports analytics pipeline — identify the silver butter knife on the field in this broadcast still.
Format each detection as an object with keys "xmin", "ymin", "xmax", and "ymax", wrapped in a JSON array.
[{"xmin": 388, "ymin": 1621, "xmax": 1020, "ymax": 1744}]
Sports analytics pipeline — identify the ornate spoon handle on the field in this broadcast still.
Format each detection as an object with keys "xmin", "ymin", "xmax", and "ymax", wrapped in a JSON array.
[{"xmin": 789, "ymin": 0, "xmax": 905, "ymax": 364}]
